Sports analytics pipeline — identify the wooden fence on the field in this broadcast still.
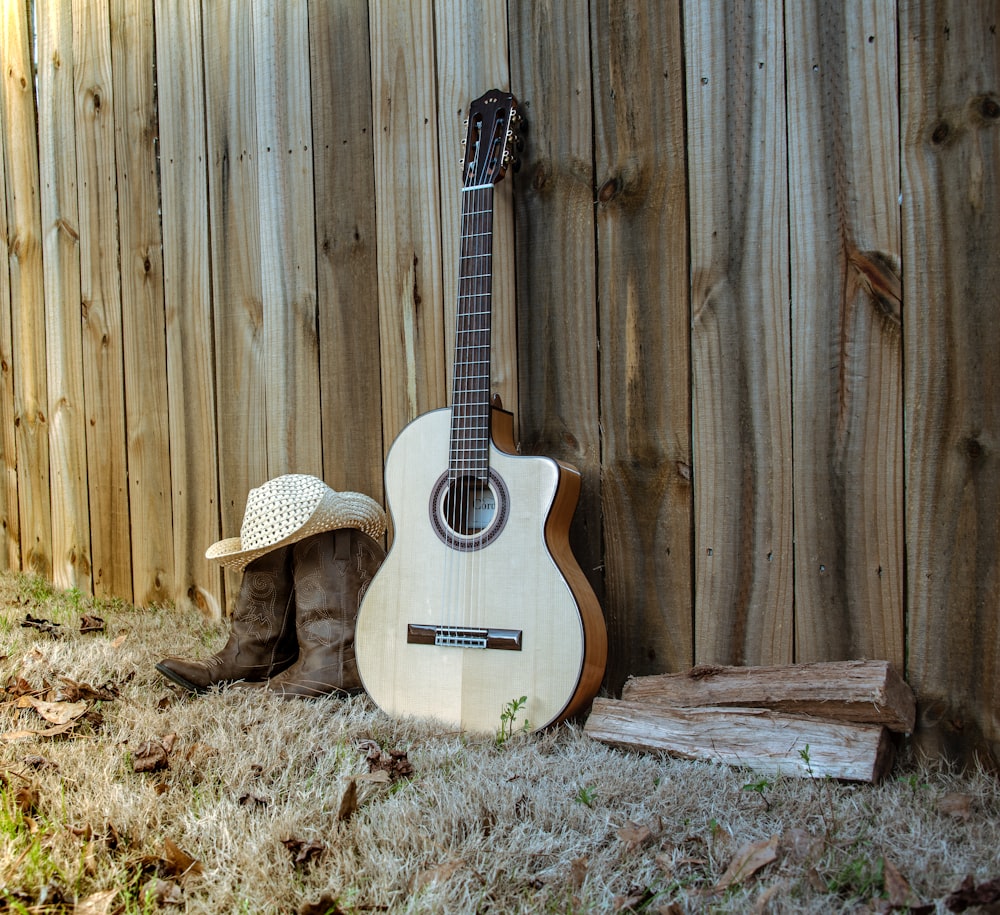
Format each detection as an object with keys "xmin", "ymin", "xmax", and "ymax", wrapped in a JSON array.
[{"xmin": 2, "ymin": 0, "xmax": 998, "ymax": 765}]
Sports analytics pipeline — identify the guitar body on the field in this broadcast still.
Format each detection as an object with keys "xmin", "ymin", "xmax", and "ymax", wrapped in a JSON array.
[{"xmin": 356, "ymin": 405, "xmax": 606, "ymax": 732}]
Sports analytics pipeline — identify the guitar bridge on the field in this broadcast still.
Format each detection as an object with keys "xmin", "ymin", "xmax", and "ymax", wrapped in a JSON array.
[{"xmin": 407, "ymin": 623, "xmax": 522, "ymax": 651}]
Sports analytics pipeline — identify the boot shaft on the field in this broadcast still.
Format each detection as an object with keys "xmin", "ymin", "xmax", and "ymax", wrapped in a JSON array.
[{"xmin": 267, "ymin": 528, "xmax": 385, "ymax": 697}]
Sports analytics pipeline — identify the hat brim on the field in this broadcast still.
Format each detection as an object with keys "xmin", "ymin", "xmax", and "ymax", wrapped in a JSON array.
[{"xmin": 205, "ymin": 491, "xmax": 386, "ymax": 571}]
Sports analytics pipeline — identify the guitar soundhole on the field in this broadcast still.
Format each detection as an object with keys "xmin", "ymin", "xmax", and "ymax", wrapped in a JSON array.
[{"xmin": 430, "ymin": 470, "xmax": 509, "ymax": 551}]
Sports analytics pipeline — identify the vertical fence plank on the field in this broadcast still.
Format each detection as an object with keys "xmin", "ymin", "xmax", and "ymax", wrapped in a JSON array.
[
  {"xmin": 155, "ymin": 0, "xmax": 222, "ymax": 617},
  {"xmin": 787, "ymin": 1, "xmax": 903, "ymax": 667},
  {"xmin": 3, "ymin": 1, "xmax": 53, "ymax": 580},
  {"xmin": 592, "ymin": 0, "xmax": 692, "ymax": 686},
  {"xmin": 370, "ymin": 0, "xmax": 447, "ymax": 452},
  {"xmin": 434, "ymin": 0, "xmax": 517, "ymax": 416},
  {"xmin": 308, "ymin": 0, "xmax": 383, "ymax": 499},
  {"xmin": 253, "ymin": 0, "xmax": 323, "ymax": 478},
  {"xmin": 112, "ymin": 0, "xmax": 173, "ymax": 607},
  {"xmin": 73, "ymin": 0, "xmax": 131, "ymax": 599},
  {"xmin": 37, "ymin": 0, "xmax": 92, "ymax": 592},
  {"xmin": 686, "ymin": 0, "xmax": 793, "ymax": 666},
  {"xmin": 203, "ymin": 0, "xmax": 265, "ymax": 612},
  {"xmin": 902, "ymin": 0, "xmax": 1000, "ymax": 763},
  {"xmin": 509, "ymin": 2, "xmax": 603, "ymax": 607},
  {"xmin": 0, "ymin": 16, "xmax": 21, "ymax": 572}
]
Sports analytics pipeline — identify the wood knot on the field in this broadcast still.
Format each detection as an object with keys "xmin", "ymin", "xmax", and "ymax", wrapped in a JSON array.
[
  {"xmin": 531, "ymin": 161, "xmax": 550, "ymax": 193},
  {"xmin": 975, "ymin": 94, "xmax": 1000, "ymax": 122},
  {"xmin": 598, "ymin": 176, "xmax": 620, "ymax": 204},
  {"xmin": 930, "ymin": 120, "xmax": 951, "ymax": 145}
]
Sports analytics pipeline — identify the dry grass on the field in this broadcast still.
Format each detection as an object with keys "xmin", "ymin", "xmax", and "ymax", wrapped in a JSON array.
[{"xmin": 1, "ymin": 572, "xmax": 999, "ymax": 914}]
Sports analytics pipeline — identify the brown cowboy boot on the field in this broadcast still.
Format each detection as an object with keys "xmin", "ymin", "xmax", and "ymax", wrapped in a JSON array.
[
  {"xmin": 267, "ymin": 528, "xmax": 385, "ymax": 698},
  {"xmin": 156, "ymin": 545, "xmax": 297, "ymax": 692}
]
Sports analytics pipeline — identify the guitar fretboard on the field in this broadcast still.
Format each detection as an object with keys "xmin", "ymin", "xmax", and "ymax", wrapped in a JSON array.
[{"xmin": 449, "ymin": 184, "xmax": 494, "ymax": 481}]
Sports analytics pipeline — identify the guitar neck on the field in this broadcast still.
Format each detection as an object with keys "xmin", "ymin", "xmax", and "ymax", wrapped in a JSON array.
[{"xmin": 449, "ymin": 183, "xmax": 495, "ymax": 481}]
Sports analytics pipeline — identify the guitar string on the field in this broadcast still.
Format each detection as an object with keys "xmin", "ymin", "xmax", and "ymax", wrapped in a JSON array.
[{"xmin": 452, "ymin": 117, "xmax": 501, "ymax": 640}]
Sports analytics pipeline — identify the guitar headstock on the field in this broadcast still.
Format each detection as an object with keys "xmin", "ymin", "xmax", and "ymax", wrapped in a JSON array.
[{"xmin": 460, "ymin": 90, "xmax": 522, "ymax": 187}]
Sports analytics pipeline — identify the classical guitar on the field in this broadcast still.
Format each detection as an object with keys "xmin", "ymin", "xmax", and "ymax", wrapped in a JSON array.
[{"xmin": 355, "ymin": 90, "xmax": 607, "ymax": 733}]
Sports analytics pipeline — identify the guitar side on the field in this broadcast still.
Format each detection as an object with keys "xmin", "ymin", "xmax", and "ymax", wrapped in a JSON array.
[{"xmin": 356, "ymin": 406, "xmax": 607, "ymax": 733}]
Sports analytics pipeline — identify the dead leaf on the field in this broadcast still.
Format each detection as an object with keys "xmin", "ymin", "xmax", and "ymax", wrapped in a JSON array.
[
  {"xmin": 364, "ymin": 744, "xmax": 414, "ymax": 780},
  {"xmin": 80, "ymin": 614, "xmax": 105, "ymax": 634},
  {"xmin": 714, "ymin": 835, "xmax": 779, "ymax": 892},
  {"xmin": 356, "ymin": 769, "xmax": 391, "ymax": 783},
  {"xmin": 28, "ymin": 697, "xmax": 89, "ymax": 725},
  {"xmin": 617, "ymin": 820, "xmax": 653, "ymax": 851},
  {"xmin": 21, "ymin": 614, "xmax": 62, "ymax": 635},
  {"xmin": 298, "ymin": 894, "xmax": 346, "ymax": 915},
  {"xmin": 111, "ymin": 633, "xmax": 128, "ymax": 648},
  {"xmin": 133, "ymin": 740, "xmax": 170, "ymax": 773},
  {"xmin": 74, "ymin": 888, "xmax": 118, "ymax": 915},
  {"xmin": 939, "ymin": 792, "xmax": 975, "ymax": 821},
  {"xmin": 2, "ymin": 722, "xmax": 78, "ymax": 741},
  {"xmin": 883, "ymin": 856, "xmax": 922, "ymax": 909},
  {"xmin": 946, "ymin": 875, "xmax": 1000, "ymax": 912},
  {"xmin": 14, "ymin": 783, "xmax": 39, "ymax": 815},
  {"xmin": 141, "ymin": 877, "xmax": 184, "ymax": 906},
  {"xmin": 751, "ymin": 881, "xmax": 787, "ymax": 914},
  {"xmin": 282, "ymin": 838, "xmax": 325, "ymax": 869},
  {"xmin": 4, "ymin": 676, "xmax": 39, "ymax": 698},
  {"xmin": 337, "ymin": 778, "xmax": 359, "ymax": 822},
  {"xmin": 569, "ymin": 856, "xmax": 588, "ymax": 890},
  {"xmin": 55, "ymin": 677, "xmax": 118, "ymax": 702},
  {"xmin": 162, "ymin": 837, "xmax": 203, "ymax": 879}
]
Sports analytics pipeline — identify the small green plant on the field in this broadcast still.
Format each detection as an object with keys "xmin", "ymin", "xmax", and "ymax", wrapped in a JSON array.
[
  {"xmin": 898, "ymin": 772, "xmax": 930, "ymax": 793},
  {"xmin": 799, "ymin": 743, "xmax": 814, "ymax": 777},
  {"xmin": 742, "ymin": 775, "xmax": 773, "ymax": 810},
  {"xmin": 574, "ymin": 784, "xmax": 597, "ymax": 808},
  {"xmin": 496, "ymin": 696, "xmax": 529, "ymax": 746}
]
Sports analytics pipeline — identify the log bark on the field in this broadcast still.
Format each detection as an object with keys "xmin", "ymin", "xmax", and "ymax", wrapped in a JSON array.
[
  {"xmin": 622, "ymin": 660, "xmax": 914, "ymax": 732},
  {"xmin": 585, "ymin": 698, "xmax": 894, "ymax": 783}
]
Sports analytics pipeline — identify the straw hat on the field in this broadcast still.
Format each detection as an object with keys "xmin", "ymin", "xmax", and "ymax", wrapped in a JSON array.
[{"xmin": 205, "ymin": 474, "xmax": 386, "ymax": 571}]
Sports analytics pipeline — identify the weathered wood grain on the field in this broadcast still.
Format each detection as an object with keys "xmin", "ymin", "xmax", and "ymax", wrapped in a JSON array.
[
  {"xmin": 253, "ymin": 1, "xmax": 323, "ymax": 478},
  {"xmin": 0, "ymin": 33, "xmax": 18, "ymax": 572},
  {"xmin": 685, "ymin": 0, "xmax": 793, "ymax": 666},
  {"xmin": 202, "ymin": 0, "xmax": 266, "ymax": 612},
  {"xmin": 113, "ymin": 0, "xmax": 173, "ymax": 608},
  {"xmin": 901, "ymin": 0, "xmax": 1000, "ymax": 764},
  {"xmin": 154, "ymin": 0, "xmax": 221, "ymax": 618},
  {"xmin": 73, "ymin": 0, "xmax": 131, "ymax": 599},
  {"xmin": 509, "ymin": 0, "xmax": 603, "ymax": 609},
  {"xmin": 308, "ymin": 0, "xmax": 383, "ymax": 500},
  {"xmin": 591, "ymin": 0, "xmax": 692, "ymax": 687},
  {"xmin": 370, "ymin": 0, "xmax": 447, "ymax": 456},
  {"xmin": 2, "ymin": 1, "xmax": 53, "ymax": 581},
  {"xmin": 585, "ymin": 698, "xmax": 894, "ymax": 782},
  {"xmin": 434, "ymin": 1, "xmax": 517, "ymax": 417},
  {"xmin": 786, "ymin": 1, "xmax": 904, "ymax": 667},
  {"xmin": 623, "ymin": 660, "xmax": 915, "ymax": 732},
  {"xmin": 36, "ymin": 0, "xmax": 91, "ymax": 591}
]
